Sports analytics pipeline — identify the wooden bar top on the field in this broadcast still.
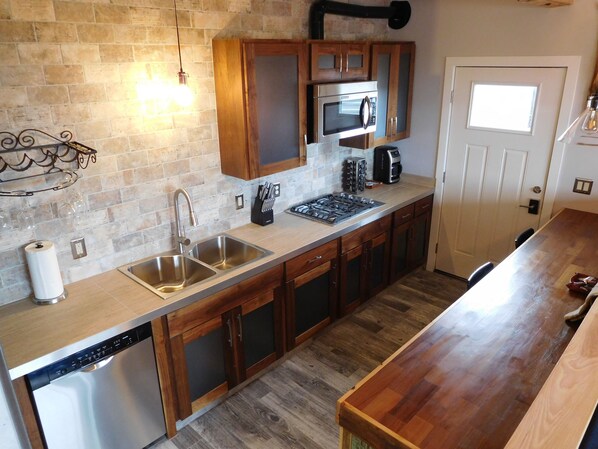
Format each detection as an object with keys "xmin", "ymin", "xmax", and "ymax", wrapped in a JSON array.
[{"xmin": 337, "ymin": 208, "xmax": 598, "ymax": 449}]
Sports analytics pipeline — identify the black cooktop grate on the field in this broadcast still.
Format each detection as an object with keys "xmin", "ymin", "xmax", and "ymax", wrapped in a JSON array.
[{"xmin": 287, "ymin": 192, "xmax": 384, "ymax": 225}]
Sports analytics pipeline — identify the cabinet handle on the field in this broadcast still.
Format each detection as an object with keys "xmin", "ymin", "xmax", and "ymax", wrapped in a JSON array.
[
  {"xmin": 401, "ymin": 213, "xmax": 412, "ymax": 219},
  {"xmin": 308, "ymin": 255, "xmax": 323, "ymax": 264},
  {"xmin": 345, "ymin": 52, "xmax": 349, "ymax": 72},
  {"xmin": 339, "ymin": 53, "xmax": 343, "ymax": 73},
  {"xmin": 304, "ymin": 134, "xmax": 307, "ymax": 146},
  {"xmin": 236, "ymin": 314, "xmax": 243, "ymax": 342},
  {"xmin": 421, "ymin": 204, "xmax": 430, "ymax": 210},
  {"xmin": 226, "ymin": 318, "xmax": 233, "ymax": 347}
]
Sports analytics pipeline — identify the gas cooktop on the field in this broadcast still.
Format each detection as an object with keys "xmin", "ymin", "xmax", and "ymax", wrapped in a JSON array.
[{"xmin": 287, "ymin": 192, "xmax": 384, "ymax": 225}]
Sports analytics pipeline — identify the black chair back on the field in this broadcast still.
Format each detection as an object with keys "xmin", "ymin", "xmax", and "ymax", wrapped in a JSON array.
[
  {"xmin": 467, "ymin": 262, "xmax": 494, "ymax": 290},
  {"xmin": 515, "ymin": 228, "xmax": 534, "ymax": 249}
]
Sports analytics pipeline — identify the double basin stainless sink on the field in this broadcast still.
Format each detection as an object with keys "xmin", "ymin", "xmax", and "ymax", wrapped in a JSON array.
[{"xmin": 118, "ymin": 234, "xmax": 271, "ymax": 299}]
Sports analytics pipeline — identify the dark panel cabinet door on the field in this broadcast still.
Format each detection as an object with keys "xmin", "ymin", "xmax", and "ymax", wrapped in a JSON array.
[
  {"xmin": 166, "ymin": 265, "xmax": 284, "ymax": 420},
  {"xmin": 339, "ymin": 42, "xmax": 415, "ymax": 149},
  {"xmin": 184, "ymin": 323, "xmax": 228, "ymax": 403},
  {"xmin": 286, "ymin": 259, "xmax": 338, "ymax": 349},
  {"xmin": 389, "ymin": 196, "xmax": 433, "ymax": 283},
  {"xmin": 171, "ymin": 316, "xmax": 232, "ymax": 419},
  {"xmin": 248, "ymin": 42, "xmax": 307, "ymax": 176},
  {"xmin": 237, "ymin": 288, "xmax": 284, "ymax": 381},
  {"xmin": 410, "ymin": 212, "xmax": 431, "ymax": 268},
  {"xmin": 339, "ymin": 244, "xmax": 367, "ymax": 316},
  {"xmin": 213, "ymin": 39, "xmax": 307, "ymax": 180},
  {"xmin": 372, "ymin": 42, "xmax": 414, "ymax": 142},
  {"xmin": 367, "ymin": 231, "xmax": 391, "ymax": 298},
  {"xmin": 310, "ymin": 42, "xmax": 369, "ymax": 81},
  {"xmin": 394, "ymin": 43, "xmax": 415, "ymax": 139},
  {"xmin": 390, "ymin": 221, "xmax": 412, "ymax": 283}
]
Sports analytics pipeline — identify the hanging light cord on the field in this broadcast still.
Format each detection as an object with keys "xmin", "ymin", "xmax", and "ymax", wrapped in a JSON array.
[{"xmin": 173, "ymin": 0, "xmax": 184, "ymax": 75}]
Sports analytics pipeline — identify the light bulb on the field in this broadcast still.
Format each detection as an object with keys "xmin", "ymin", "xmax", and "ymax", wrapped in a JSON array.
[
  {"xmin": 558, "ymin": 94, "xmax": 598, "ymax": 143},
  {"xmin": 174, "ymin": 71, "xmax": 193, "ymax": 107},
  {"xmin": 582, "ymin": 95, "xmax": 597, "ymax": 133}
]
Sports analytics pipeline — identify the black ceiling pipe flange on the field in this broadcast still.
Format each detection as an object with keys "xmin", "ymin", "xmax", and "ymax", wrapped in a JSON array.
[
  {"xmin": 388, "ymin": 1, "xmax": 411, "ymax": 29},
  {"xmin": 309, "ymin": 0, "xmax": 411, "ymax": 40}
]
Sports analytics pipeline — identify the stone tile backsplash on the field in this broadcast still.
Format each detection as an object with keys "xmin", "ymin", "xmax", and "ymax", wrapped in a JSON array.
[{"xmin": 0, "ymin": 0, "xmax": 392, "ymax": 306}]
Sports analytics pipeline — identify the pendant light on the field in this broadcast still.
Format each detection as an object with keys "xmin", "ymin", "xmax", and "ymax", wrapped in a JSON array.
[
  {"xmin": 557, "ymin": 94, "xmax": 598, "ymax": 143},
  {"xmin": 558, "ymin": 59, "xmax": 598, "ymax": 144},
  {"xmin": 173, "ymin": 0, "xmax": 192, "ymax": 107}
]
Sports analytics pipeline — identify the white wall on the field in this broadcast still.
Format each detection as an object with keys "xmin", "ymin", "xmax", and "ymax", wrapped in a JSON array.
[{"xmin": 386, "ymin": 0, "xmax": 598, "ymax": 212}]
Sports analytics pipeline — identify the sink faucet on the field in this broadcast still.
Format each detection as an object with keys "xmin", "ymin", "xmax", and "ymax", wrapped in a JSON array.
[{"xmin": 174, "ymin": 188, "xmax": 197, "ymax": 254}]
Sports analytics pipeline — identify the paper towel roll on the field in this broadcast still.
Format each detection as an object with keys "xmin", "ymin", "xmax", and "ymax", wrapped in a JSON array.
[{"xmin": 25, "ymin": 241, "xmax": 66, "ymax": 304}]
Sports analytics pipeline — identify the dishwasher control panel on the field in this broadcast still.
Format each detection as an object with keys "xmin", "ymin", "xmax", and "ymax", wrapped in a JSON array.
[{"xmin": 28, "ymin": 322, "xmax": 152, "ymax": 390}]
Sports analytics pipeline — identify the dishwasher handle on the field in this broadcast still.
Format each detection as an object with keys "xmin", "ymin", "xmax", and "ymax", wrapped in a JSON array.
[{"xmin": 81, "ymin": 356, "xmax": 114, "ymax": 372}]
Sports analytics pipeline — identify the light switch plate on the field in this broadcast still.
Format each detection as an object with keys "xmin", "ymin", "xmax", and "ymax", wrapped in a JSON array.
[
  {"xmin": 70, "ymin": 237, "xmax": 87, "ymax": 259},
  {"xmin": 235, "ymin": 194, "xmax": 244, "ymax": 210},
  {"xmin": 573, "ymin": 178, "xmax": 593, "ymax": 195}
]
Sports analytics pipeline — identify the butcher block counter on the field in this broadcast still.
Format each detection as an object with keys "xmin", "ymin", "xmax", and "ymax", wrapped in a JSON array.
[{"xmin": 337, "ymin": 208, "xmax": 598, "ymax": 449}]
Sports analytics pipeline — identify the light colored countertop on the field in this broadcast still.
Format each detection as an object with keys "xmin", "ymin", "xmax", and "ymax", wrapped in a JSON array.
[
  {"xmin": 504, "ymin": 280, "xmax": 598, "ymax": 449},
  {"xmin": 337, "ymin": 208, "xmax": 598, "ymax": 449},
  {"xmin": 0, "ymin": 174, "xmax": 434, "ymax": 380}
]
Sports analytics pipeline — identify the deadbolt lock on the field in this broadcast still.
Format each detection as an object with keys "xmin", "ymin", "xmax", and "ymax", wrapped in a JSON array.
[{"xmin": 532, "ymin": 186, "xmax": 542, "ymax": 194}]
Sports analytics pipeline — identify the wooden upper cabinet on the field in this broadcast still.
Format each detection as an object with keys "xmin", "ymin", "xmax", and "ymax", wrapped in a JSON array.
[
  {"xmin": 213, "ymin": 39, "xmax": 307, "ymax": 180},
  {"xmin": 309, "ymin": 41, "xmax": 370, "ymax": 82},
  {"xmin": 340, "ymin": 42, "xmax": 415, "ymax": 149}
]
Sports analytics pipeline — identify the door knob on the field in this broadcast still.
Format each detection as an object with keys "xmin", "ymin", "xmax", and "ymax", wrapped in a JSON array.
[{"xmin": 532, "ymin": 186, "xmax": 542, "ymax": 194}]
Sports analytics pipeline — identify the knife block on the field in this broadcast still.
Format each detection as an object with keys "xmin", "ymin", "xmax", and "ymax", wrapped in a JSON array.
[{"xmin": 251, "ymin": 197, "xmax": 274, "ymax": 226}]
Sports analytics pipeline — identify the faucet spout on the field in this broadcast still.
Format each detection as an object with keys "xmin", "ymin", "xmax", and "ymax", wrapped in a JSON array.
[{"xmin": 174, "ymin": 188, "xmax": 197, "ymax": 254}]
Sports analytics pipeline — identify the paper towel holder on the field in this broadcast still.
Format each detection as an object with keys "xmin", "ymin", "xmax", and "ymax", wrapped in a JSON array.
[
  {"xmin": 32, "ymin": 289, "xmax": 68, "ymax": 306},
  {"xmin": 25, "ymin": 240, "xmax": 69, "ymax": 306}
]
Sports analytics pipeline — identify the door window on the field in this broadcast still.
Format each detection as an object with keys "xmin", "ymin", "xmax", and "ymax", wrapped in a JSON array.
[{"xmin": 468, "ymin": 83, "xmax": 538, "ymax": 134}]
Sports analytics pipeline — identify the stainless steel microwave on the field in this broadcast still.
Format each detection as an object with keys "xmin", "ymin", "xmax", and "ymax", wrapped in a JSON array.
[{"xmin": 308, "ymin": 81, "xmax": 377, "ymax": 143}]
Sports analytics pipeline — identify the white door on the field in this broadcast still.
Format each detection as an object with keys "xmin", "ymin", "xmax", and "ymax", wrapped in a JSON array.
[{"xmin": 436, "ymin": 66, "xmax": 566, "ymax": 278}]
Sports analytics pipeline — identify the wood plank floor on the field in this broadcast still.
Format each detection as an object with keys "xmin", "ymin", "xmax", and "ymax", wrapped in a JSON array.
[{"xmin": 149, "ymin": 269, "xmax": 466, "ymax": 449}]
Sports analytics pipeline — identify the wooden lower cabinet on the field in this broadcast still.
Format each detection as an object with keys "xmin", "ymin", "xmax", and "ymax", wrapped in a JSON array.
[
  {"xmin": 339, "ymin": 216, "xmax": 391, "ymax": 316},
  {"xmin": 152, "ymin": 197, "xmax": 434, "ymax": 432},
  {"xmin": 285, "ymin": 240, "xmax": 339, "ymax": 350},
  {"xmin": 390, "ymin": 195, "xmax": 433, "ymax": 282},
  {"xmin": 166, "ymin": 265, "xmax": 284, "ymax": 421}
]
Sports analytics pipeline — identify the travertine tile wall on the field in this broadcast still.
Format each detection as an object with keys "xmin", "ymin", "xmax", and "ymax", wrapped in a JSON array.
[{"xmin": 0, "ymin": 0, "xmax": 395, "ymax": 306}]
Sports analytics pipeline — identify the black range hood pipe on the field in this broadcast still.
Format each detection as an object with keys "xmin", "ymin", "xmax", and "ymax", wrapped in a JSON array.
[{"xmin": 309, "ymin": 0, "xmax": 411, "ymax": 40}]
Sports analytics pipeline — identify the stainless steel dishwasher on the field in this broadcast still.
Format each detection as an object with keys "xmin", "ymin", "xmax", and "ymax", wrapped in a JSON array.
[{"xmin": 27, "ymin": 322, "xmax": 166, "ymax": 449}]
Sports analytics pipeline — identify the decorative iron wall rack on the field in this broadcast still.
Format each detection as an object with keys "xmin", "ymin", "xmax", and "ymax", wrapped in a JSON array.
[{"xmin": 0, "ymin": 129, "xmax": 97, "ymax": 196}]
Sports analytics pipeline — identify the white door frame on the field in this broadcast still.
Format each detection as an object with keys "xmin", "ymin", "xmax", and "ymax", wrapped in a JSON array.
[{"xmin": 426, "ymin": 56, "xmax": 581, "ymax": 272}]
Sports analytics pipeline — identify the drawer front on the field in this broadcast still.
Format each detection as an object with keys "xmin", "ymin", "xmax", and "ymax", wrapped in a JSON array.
[
  {"xmin": 393, "ymin": 204, "xmax": 415, "ymax": 227},
  {"xmin": 341, "ymin": 216, "xmax": 391, "ymax": 254},
  {"xmin": 285, "ymin": 239, "xmax": 338, "ymax": 280},
  {"xmin": 415, "ymin": 195, "xmax": 433, "ymax": 216}
]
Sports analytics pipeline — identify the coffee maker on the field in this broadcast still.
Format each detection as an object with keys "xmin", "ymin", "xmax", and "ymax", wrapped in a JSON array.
[{"xmin": 373, "ymin": 145, "xmax": 402, "ymax": 184}]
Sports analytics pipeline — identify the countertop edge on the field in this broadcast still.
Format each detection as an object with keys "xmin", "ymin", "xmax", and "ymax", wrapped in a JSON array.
[{"xmin": 2, "ymin": 176, "xmax": 434, "ymax": 379}]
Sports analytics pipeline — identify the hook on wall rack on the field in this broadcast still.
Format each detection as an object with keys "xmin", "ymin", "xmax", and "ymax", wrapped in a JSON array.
[{"xmin": 0, "ymin": 129, "xmax": 97, "ymax": 196}]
